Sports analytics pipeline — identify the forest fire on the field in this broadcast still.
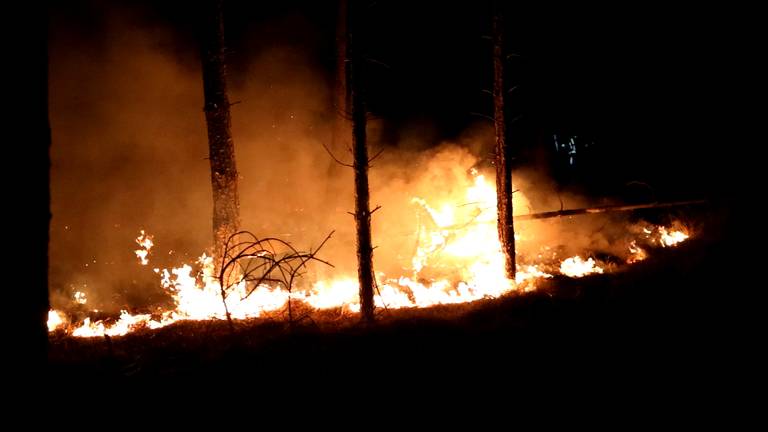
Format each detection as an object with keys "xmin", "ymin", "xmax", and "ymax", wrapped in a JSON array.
[
  {"xmin": 48, "ymin": 174, "xmax": 693, "ymax": 338},
  {"xmin": 32, "ymin": 0, "xmax": 742, "ymax": 392}
]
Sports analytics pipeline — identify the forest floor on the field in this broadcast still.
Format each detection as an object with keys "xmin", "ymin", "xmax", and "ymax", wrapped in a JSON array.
[{"xmin": 47, "ymin": 207, "xmax": 751, "ymax": 401}]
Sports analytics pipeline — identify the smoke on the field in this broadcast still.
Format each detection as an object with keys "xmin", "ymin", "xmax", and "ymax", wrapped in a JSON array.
[
  {"xmin": 49, "ymin": 8, "xmax": 637, "ymax": 313},
  {"xmin": 50, "ymin": 15, "xmax": 211, "ymax": 311}
]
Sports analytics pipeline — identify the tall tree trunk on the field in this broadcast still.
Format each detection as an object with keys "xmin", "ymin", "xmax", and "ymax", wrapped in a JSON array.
[
  {"xmin": 15, "ymin": 5, "xmax": 51, "ymax": 375},
  {"xmin": 349, "ymin": 3, "xmax": 375, "ymax": 323},
  {"xmin": 330, "ymin": 0, "xmax": 351, "ymax": 174},
  {"xmin": 493, "ymin": 5, "xmax": 517, "ymax": 279},
  {"xmin": 200, "ymin": 0, "xmax": 240, "ymax": 260},
  {"xmin": 33, "ymin": 13, "xmax": 52, "ymax": 367}
]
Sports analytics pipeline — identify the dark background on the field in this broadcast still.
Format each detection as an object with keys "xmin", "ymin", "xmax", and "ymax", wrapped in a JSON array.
[
  {"xmin": 49, "ymin": 0, "xmax": 751, "ymax": 205},
  {"xmin": 34, "ymin": 1, "xmax": 756, "ymax": 394}
]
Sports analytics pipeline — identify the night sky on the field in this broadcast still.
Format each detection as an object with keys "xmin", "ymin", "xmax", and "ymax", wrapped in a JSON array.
[{"xmin": 49, "ymin": 0, "xmax": 749, "ymax": 203}]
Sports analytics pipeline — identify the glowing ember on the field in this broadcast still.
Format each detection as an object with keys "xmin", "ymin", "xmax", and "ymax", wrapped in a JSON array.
[
  {"xmin": 134, "ymin": 230, "xmax": 154, "ymax": 265},
  {"xmin": 49, "ymin": 174, "xmax": 693, "ymax": 338},
  {"xmin": 559, "ymin": 256, "xmax": 604, "ymax": 278},
  {"xmin": 627, "ymin": 240, "xmax": 647, "ymax": 263},
  {"xmin": 74, "ymin": 291, "xmax": 87, "ymax": 304}
]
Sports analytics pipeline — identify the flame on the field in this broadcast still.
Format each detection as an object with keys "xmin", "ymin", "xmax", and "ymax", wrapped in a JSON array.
[
  {"xmin": 627, "ymin": 240, "xmax": 647, "ymax": 263},
  {"xmin": 49, "ymin": 174, "xmax": 693, "ymax": 338},
  {"xmin": 559, "ymin": 256, "xmax": 604, "ymax": 278},
  {"xmin": 134, "ymin": 230, "xmax": 154, "ymax": 265},
  {"xmin": 74, "ymin": 291, "xmax": 87, "ymax": 304},
  {"xmin": 48, "ymin": 310, "xmax": 66, "ymax": 332},
  {"xmin": 659, "ymin": 227, "xmax": 689, "ymax": 247}
]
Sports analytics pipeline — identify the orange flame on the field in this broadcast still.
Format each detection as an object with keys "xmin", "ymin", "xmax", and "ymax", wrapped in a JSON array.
[
  {"xmin": 559, "ymin": 256, "xmax": 604, "ymax": 278},
  {"xmin": 50, "ymin": 175, "xmax": 692, "ymax": 337},
  {"xmin": 134, "ymin": 230, "xmax": 154, "ymax": 265},
  {"xmin": 659, "ymin": 227, "xmax": 689, "ymax": 247}
]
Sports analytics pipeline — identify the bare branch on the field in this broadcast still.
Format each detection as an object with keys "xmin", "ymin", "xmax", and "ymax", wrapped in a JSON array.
[
  {"xmin": 365, "ymin": 57, "xmax": 391, "ymax": 69},
  {"xmin": 469, "ymin": 112, "xmax": 495, "ymax": 122},
  {"xmin": 368, "ymin": 147, "xmax": 385, "ymax": 164},
  {"xmin": 321, "ymin": 141, "xmax": 354, "ymax": 168},
  {"xmin": 514, "ymin": 200, "xmax": 708, "ymax": 221},
  {"xmin": 215, "ymin": 230, "xmax": 336, "ymax": 326}
]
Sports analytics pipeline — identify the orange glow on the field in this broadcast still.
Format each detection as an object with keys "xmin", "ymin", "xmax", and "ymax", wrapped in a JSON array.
[
  {"xmin": 134, "ymin": 230, "xmax": 154, "ymax": 265},
  {"xmin": 659, "ymin": 226, "xmax": 689, "ymax": 247},
  {"xmin": 49, "ymin": 176, "xmax": 693, "ymax": 338},
  {"xmin": 47, "ymin": 310, "xmax": 66, "ymax": 332},
  {"xmin": 559, "ymin": 256, "xmax": 604, "ymax": 278}
]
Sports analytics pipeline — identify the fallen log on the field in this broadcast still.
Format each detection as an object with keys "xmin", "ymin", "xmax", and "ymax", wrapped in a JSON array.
[{"xmin": 514, "ymin": 199, "xmax": 708, "ymax": 221}]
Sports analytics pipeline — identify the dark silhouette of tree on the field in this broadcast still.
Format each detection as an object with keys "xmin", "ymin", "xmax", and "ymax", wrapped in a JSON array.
[
  {"xmin": 493, "ymin": 3, "xmax": 516, "ymax": 279},
  {"xmin": 329, "ymin": 0, "xmax": 351, "ymax": 182},
  {"xmin": 14, "ymin": 4, "xmax": 51, "ymax": 376},
  {"xmin": 200, "ymin": 0, "xmax": 240, "ymax": 261},
  {"xmin": 349, "ymin": 1, "xmax": 376, "ymax": 324},
  {"xmin": 323, "ymin": 1, "xmax": 377, "ymax": 323}
]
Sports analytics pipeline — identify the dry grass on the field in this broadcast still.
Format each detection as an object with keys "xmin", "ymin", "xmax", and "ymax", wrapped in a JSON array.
[{"xmin": 48, "ymin": 208, "xmax": 747, "ymax": 393}]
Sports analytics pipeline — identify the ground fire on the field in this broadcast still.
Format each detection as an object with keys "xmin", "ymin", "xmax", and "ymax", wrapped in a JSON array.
[{"xmin": 47, "ymin": 171, "xmax": 691, "ymax": 338}]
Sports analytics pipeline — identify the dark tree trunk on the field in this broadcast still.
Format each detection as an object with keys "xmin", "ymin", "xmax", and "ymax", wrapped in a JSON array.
[
  {"xmin": 15, "ymin": 6, "xmax": 51, "ymax": 375},
  {"xmin": 34, "ymin": 15, "xmax": 52, "ymax": 366},
  {"xmin": 349, "ymin": 3, "xmax": 375, "ymax": 323},
  {"xmin": 330, "ymin": 0, "xmax": 351, "ymax": 175},
  {"xmin": 493, "ymin": 5, "xmax": 517, "ymax": 279},
  {"xmin": 200, "ymin": 0, "xmax": 240, "ymax": 259}
]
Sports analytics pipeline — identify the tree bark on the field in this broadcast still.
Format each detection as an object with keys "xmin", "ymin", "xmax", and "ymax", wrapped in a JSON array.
[
  {"xmin": 200, "ymin": 0, "xmax": 240, "ymax": 260},
  {"xmin": 493, "ymin": 5, "xmax": 517, "ymax": 279},
  {"xmin": 330, "ymin": 0, "xmax": 351, "ymax": 173},
  {"xmin": 33, "ymin": 14, "xmax": 51, "ymax": 367},
  {"xmin": 349, "ymin": 3, "xmax": 375, "ymax": 323}
]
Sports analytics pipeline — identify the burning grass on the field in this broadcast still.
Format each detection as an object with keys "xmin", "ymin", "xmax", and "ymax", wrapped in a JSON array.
[
  {"xmin": 48, "ymin": 225, "xmax": 725, "ymax": 387},
  {"xmin": 48, "ymin": 215, "xmax": 693, "ymax": 340},
  {"xmin": 48, "ymin": 160, "xmax": 699, "ymax": 341}
]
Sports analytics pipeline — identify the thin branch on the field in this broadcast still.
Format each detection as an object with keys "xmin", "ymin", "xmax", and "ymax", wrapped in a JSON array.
[
  {"xmin": 321, "ymin": 141, "xmax": 354, "ymax": 168},
  {"xmin": 364, "ymin": 57, "xmax": 391, "ymax": 69},
  {"xmin": 368, "ymin": 147, "xmax": 385, "ymax": 164},
  {"xmin": 514, "ymin": 199, "xmax": 708, "ymax": 221},
  {"xmin": 469, "ymin": 112, "xmax": 495, "ymax": 122}
]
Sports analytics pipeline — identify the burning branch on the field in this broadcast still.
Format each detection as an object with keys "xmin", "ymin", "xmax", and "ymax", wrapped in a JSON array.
[{"xmin": 216, "ymin": 230, "xmax": 335, "ymax": 331}]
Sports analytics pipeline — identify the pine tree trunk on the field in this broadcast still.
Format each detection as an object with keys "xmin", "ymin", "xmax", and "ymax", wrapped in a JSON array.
[
  {"xmin": 201, "ymin": 0, "xmax": 240, "ymax": 260},
  {"xmin": 349, "ymin": 3, "xmax": 375, "ymax": 323},
  {"xmin": 330, "ymin": 0, "xmax": 351, "ymax": 172},
  {"xmin": 32, "ymin": 19, "xmax": 52, "ymax": 367},
  {"xmin": 493, "ymin": 6, "xmax": 517, "ymax": 279}
]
